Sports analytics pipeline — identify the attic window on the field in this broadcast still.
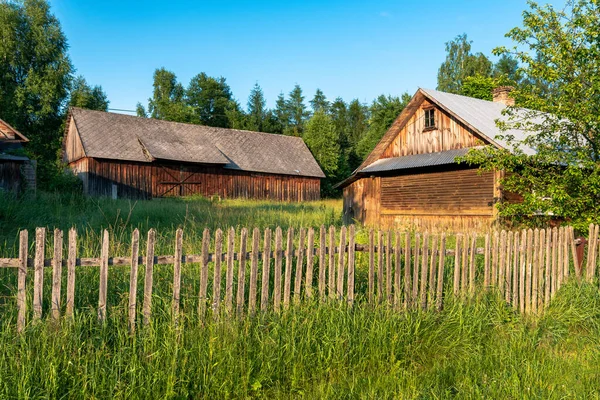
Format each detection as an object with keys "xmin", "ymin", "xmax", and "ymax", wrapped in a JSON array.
[{"xmin": 424, "ymin": 109, "xmax": 436, "ymax": 130}]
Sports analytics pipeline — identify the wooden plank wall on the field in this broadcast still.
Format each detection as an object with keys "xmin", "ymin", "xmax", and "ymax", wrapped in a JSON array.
[
  {"xmin": 0, "ymin": 160, "xmax": 24, "ymax": 193},
  {"xmin": 69, "ymin": 157, "xmax": 321, "ymax": 201},
  {"xmin": 381, "ymin": 100, "xmax": 485, "ymax": 158}
]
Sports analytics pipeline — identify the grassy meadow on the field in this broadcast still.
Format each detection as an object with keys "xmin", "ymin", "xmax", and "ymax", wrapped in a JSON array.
[{"xmin": 1, "ymin": 192, "xmax": 600, "ymax": 398}]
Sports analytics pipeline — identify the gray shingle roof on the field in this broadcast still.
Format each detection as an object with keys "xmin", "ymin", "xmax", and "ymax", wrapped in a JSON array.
[
  {"xmin": 361, "ymin": 147, "xmax": 478, "ymax": 173},
  {"xmin": 420, "ymin": 88, "xmax": 537, "ymax": 155},
  {"xmin": 70, "ymin": 108, "xmax": 325, "ymax": 178}
]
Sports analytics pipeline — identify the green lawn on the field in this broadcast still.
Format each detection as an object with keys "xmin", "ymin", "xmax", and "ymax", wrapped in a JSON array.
[{"xmin": 1, "ymin": 192, "xmax": 600, "ymax": 399}]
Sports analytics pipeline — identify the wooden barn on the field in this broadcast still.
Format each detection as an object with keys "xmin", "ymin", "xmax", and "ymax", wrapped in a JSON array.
[
  {"xmin": 0, "ymin": 118, "xmax": 36, "ymax": 193},
  {"xmin": 62, "ymin": 108, "xmax": 324, "ymax": 200},
  {"xmin": 338, "ymin": 87, "xmax": 530, "ymax": 231}
]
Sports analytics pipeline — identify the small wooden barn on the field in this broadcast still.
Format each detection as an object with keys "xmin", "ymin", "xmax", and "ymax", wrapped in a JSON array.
[
  {"xmin": 338, "ymin": 87, "xmax": 528, "ymax": 231},
  {"xmin": 0, "ymin": 118, "xmax": 36, "ymax": 193},
  {"xmin": 62, "ymin": 108, "xmax": 324, "ymax": 200}
]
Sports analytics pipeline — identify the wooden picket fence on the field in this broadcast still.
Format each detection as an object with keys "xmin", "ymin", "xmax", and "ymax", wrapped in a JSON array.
[{"xmin": 2, "ymin": 223, "xmax": 599, "ymax": 333}]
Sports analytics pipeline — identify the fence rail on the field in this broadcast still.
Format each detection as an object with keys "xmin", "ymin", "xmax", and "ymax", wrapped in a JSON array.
[{"xmin": 1, "ymin": 224, "xmax": 597, "ymax": 333}]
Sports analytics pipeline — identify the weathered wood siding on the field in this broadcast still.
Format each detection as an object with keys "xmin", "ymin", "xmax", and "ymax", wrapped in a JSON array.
[
  {"xmin": 381, "ymin": 100, "xmax": 485, "ymax": 158},
  {"xmin": 0, "ymin": 159, "xmax": 35, "ymax": 193},
  {"xmin": 343, "ymin": 166, "xmax": 496, "ymax": 231},
  {"xmin": 70, "ymin": 157, "xmax": 320, "ymax": 201},
  {"xmin": 63, "ymin": 118, "xmax": 86, "ymax": 163}
]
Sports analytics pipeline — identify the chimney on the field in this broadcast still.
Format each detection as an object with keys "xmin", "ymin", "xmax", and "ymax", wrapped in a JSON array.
[{"xmin": 492, "ymin": 86, "xmax": 515, "ymax": 106}]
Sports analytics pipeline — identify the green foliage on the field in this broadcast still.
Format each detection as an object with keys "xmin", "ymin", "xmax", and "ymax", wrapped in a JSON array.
[
  {"xmin": 135, "ymin": 102, "xmax": 147, "ymax": 118},
  {"xmin": 0, "ymin": 0, "xmax": 72, "ymax": 188},
  {"xmin": 186, "ymin": 72, "xmax": 236, "ymax": 128},
  {"xmin": 69, "ymin": 75, "xmax": 109, "ymax": 111},
  {"xmin": 461, "ymin": 75, "xmax": 496, "ymax": 100},
  {"xmin": 462, "ymin": 0, "xmax": 600, "ymax": 230},
  {"xmin": 285, "ymin": 84, "xmax": 309, "ymax": 136},
  {"xmin": 245, "ymin": 83, "xmax": 267, "ymax": 132},
  {"xmin": 147, "ymin": 68, "xmax": 190, "ymax": 122},
  {"xmin": 304, "ymin": 111, "xmax": 340, "ymax": 174},
  {"xmin": 310, "ymin": 88, "xmax": 329, "ymax": 113},
  {"xmin": 357, "ymin": 93, "xmax": 411, "ymax": 159},
  {"xmin": 437, "ymin": 33, "xmax": 492, "ymax": 93}
]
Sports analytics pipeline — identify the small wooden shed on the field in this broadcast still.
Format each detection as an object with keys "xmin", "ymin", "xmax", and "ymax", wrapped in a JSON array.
[
  {"xmin": 338, "ymin": 87, "xmax": 528, "ymax": 231},
  {"xmin": 0, "ymin": 118, "xmax": 36, "ymax": 193},
  {"xmin": 62, "ymin": 108, "xmax": 324, "ymax": 200}
]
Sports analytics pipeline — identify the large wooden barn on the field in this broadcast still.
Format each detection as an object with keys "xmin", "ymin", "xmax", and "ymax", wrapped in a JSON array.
[
  {"xmin": 338, "ymin": 87, "xmax": 530, "ymax": 231},
  {"xmin": 0, "ymin": 118, "xmax": 36, "ymax": 193},
  {"xmin": 63, "ymin": 108, "xmax": 324, "ymax": 200}
]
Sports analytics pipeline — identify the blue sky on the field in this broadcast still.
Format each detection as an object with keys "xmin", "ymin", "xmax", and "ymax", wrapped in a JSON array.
[{"xmin": 50, "ymin": 0, "xmax": 566, "ymax": 112}]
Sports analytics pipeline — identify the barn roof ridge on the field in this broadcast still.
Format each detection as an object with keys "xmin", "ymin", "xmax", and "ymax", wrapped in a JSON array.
[
  {"xmin": 0, "ymin": 118, "xmax": 29, "ymax": 142},
  {"xmin": 68, "ymin": 107, "xmax": 325, "ymax": 178}
]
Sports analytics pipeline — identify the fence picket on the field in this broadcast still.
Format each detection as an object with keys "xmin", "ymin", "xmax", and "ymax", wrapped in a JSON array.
[
  {"xmin": 337, "ymin": 226, "xmax": 346, "ymax": 300},
  {"xmin": 66, "ymin": 228, "xmax": 77, "ymax": 319},
  {"xmin": 420, "ymin": 233, "xmax": 429, "ymax": 310},
  {"xmin": 347, "ymin": 225, "xmax": 355, "ymax": 306},
  {"xmin": 51, "ymin": 229, "xmax": 63, "ymax": 320},
  {"xmin": 386, "ymin": 231, "xmax": 393, "ymax": 304},
  {"xmin": 461, "ymin": 234, "xmax": 468, "ymax": 294},
  {"xmin": 248, "ymin": 228, "xmax": 259, "ymax": 314},
  {"xmin": 557, "ymin": 227, "xmax": 564, "ymax": 291},
  {"xmin": 532, "ymin": 229, "xmax": 539, "ymax": 315},
  {"xmin": 98, "ymin": 230, "xmax": 109, "ymax": 323},
  {"xmin": 198, "ymin": 228, "xmax": 210, "ymax": 321},
  {"xmin": 378, "ymin": 231, "xmax": 384, "ymax": 302},
  {"xmin": 570, "ymin": 227, "xmax": 580, "ymax": 281},
  {"xmin": 505, "ymin": 231, "xmax": 513, "ymax": 304},
  {"xmin": 172, "ymin": 228, "xmax": 184, "ymax": 321},
  {"xmin": 587, "ymin": 223, "xmax": 594, "ymax": 282},
  {"xmin": 237, "ymin": 228, "xmax": 248, "ymax": 316},
  {"xmin": 453, "ymin": 234, "xmax": 461, "ymax": 296},
  {"xmin": 484, "ymin": 233, "xmax": 490, "ymax": 289},
  {"xmin": 368, "ymin": 229, "xmax": 375, "ymax": 303},
  {"xmin": 128, "ymin": 229, "xmax": 139, "ymax": 332},
  {"xmin": 318, "ymin": 225, "xmax": 326, "ymax": 300},
  {"xmin": 563, "ymin": 226, "xmax": 571, "ymax": 280},
  {"xmin": 491, "ymin": 231, "xmax": 499, "ymax": 287},
  {"xmin": 328, "ymin": 226, "xmax": 335, "ymax": 299},
  {"xmin": 525, "ymin": 229, "xmax": 533, "ymax": 315},
  {"xmin": 294, "ymin": 228, "xmax": 306, "ymax": 303},
  {"xmin": 413, "ymin": 233, "xmax": 420, "ymax": 305},
  {"xmin": 512, "ymin": 231, "xmax": 519, "ymax": 308},
  {"xmin": 224, "ymin": 228, "xmax": 235, "ymax": 314},
  {"xmin": 519, "ymin": 230, "xmax": 526, "ymax": 314},
  {"xmin": 306, "ymin": 228, "xmax": 315, "ymax": 299},
  {"xmin": 273, "ymin": 227, "xmax": 283, "ymax": 312},
  {"xmin": 261, "ymin": 228, "xmax": 272, "ymax": 311},
  {"xmin": 436, "ymin": 234, "xmax": 446, "ymax": 311},
  {"xmin": 537, "ymin": 229, "xmax": 546, "ymax": 311},
  {"xmin": 429, "ymin": 235, "xmax": 438, "ymax": 309},
  {"xmin": 469, "ymin": 233, "xmax": 476, "ymax": 295},
  {"xmin": 283, "ymin": 227, "xmax": 293, "ymax": 309},
  {"xmin": 404, "ymin": 233, "xmax": 411, "ymax": 308},
  {"xmin": 17, "ymin": 230, "xmax": 28, "ymax": 333},
  {"xmin": 394, "ymin": 231, "xmax": 402, "ymax": 310},
  {"xmin": 143, "ymin": 229, "xmax": 156, "ymax": 325},
  {"xmin": 213, "ymin": 229, "xmax": 224, "ymax": 317},
  {"xmin": 33, "ymin": 227, "xmax": 46, "ymax": 321}
]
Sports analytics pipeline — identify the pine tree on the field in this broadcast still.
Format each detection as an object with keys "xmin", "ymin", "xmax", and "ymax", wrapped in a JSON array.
[
  {"xmin": 286, "ymin": 84, "xmax": 309, "ymax": 136},
  {"xmin": 310, "ymin": 89, "xmax": 329, "ymax": 113},
  {"xmin": 246, "ymin": 83, "xmax": 267, "ymax": 131}
]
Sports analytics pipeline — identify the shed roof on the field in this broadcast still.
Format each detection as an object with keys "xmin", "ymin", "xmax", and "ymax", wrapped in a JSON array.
[
  {"xmin": 0, "ymin": 118, "xmax": 29, "ymax": 142},
  {"xmin": 69, "ymin": 108, "xmax": 325, "ymax": 178},
  {"xmin": 360, "ymin": 147, "xmax": 478, "ymax": 174}
]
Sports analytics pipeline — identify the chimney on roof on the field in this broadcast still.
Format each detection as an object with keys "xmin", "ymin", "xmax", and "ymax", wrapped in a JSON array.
[{"xmin": 492, "ymin": 86, "xmax": 515, "ymax": 106}]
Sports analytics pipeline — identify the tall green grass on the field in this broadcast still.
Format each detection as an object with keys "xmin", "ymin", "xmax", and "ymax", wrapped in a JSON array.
[{"xmin": 1, "ymin": 283, "xmax": 600, "ymax": 398}]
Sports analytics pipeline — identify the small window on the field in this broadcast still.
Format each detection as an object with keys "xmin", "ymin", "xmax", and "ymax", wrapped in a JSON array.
[{"xmin": 424, "ymin": 109, "xmax": 435, "ymax": 129}]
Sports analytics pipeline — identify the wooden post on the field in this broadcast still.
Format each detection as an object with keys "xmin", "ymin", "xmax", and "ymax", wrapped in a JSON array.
[
  {"xmin": 328, "ymin": 226, "xmax": 335, "ymax": 299},
  {"xmin": 224, "ymin": 227, "xmax": 235, "ymax": 314},
  {"xmin": 98, "ymin": 229, "xmax": 109, "ymax": 323},
  {"xmin": 128, "ymin": 229, "xmax": 140, "ymax": 332},
  {"xmin": 386, "ymin": 230, "xmax": 393, "ymax": 304},
  {"xmin": 318, "ymin": 225, "xmax": 326, "ymax": 301},
  {"xmin": 51, "ymin": 229, "xmax": 63, "ymax": 320},
  {"xmin": 512, "ymin": 231, "xmax": 519, "ymax": 308},
  {"xmin": 261, "ymin": 228, "xmax": 272, "ymax": 311},
  {"xmin": 420, "ymin": 233, "xmax": 429, "ymax": 310},
  {"xmin": 525, "ymin": 228, "xmax": 533, "ymax": 315},
  {"xmin": 143, "ymin": 229, "xmax": 155, "ymax": 325},
  {"xmin": 557, "ymin": 227, "xmax": 564, "ymax": 291},
  {"xmin": 537, "ymin": 229, "xmax": 546, "ymax": 311},
  {"xmin": 404, "ymin": 233, "xmax": 411, "ymax": 308},
  {"xmin": 491, "ymin": 231, "xmax": 499, "ymax": 288},
  {"xmin": 394, "ymin": 231, "xmax": 402, "ymax": 310},
  {"xmin": 531, "ymin": 229, "xmax": 540, "ymax": 314},
  {"xmin": 544, "ymin": 228, "xmax": 551, "ymax": 307},
  {"xmin": 305, "ymin": 228, "xmax": 315, "ymax": 299},
  {"xmin": 436, "ymin": 234, "xmax": 446, "ymax": 311},
  {"xmin": 248, "ymin": 227, "xmax": 259, "ymax": 314},
  {"xmin": 66, "ymin": 228, "xmax": 77, "ymax": 319},
  {"xmin": 212, "ymin": 229, "xmax": 224, "ymax": 318},
  {"xmin": 461, "ymin": 234, "xmax": 468, "ymax": 294},
  {"xmin": 17, "ymin": 230, "xmax": 28, "ymax": 333},
  {"xmin": 505, "ymin": 231, "xmax": 513, "ymax": 304},
  {"xmin": 428, "ymin": 235, "xmax": 438, "ymax": 309},
  {"xmin": 469, "ymin": 233, "xmax": 476, "ymax": 295},
  {"xmin": 273, "ymin": 227, "xmax": 283, "ymax": 312},
  {"xmin": 172, "ymin": 228, "xmax": 184, "ymax": 321},
  {"xmin": 283, "ymin": 227, "xmax": 293, "ymax": 309},
  {"xmin": 347, "ymin": 225, "xmax": 355, "ymax": 306},
  {"xmin": 563, "ymin": 226, "xmax": 570, "ymax": 280},
  {"xmin": 586, "ymin": 224, "xmax": 595, "ymax": 282},
  {"xmin": 368, "ymin": 229, "xmax": 375, "ymax": 303},
  {"xmin": 498, "ymin": 230, "xmax": 506, "ymax": 298},
  {"xmin": 198, "ymin": 228, "xmax": 210, "ymax": 321},
  {"xmin": 236, "ymin": 228, "xmax": 248, "ymax": 316},
  {"xmin": 294, "ymin": 228, "xmax": 306, "ymax": 303},
  {"xmin": 570, "ymin": 227, "xmax": 580, "ymax": 281},
  {"xmin": 337, "ymin": 226, "xmax": 346, "ymax": 300},
  {"xmin": 483, "ymin": 233, "xmax": 490, "ymax": 289},
  {"xmin": 412, "ymin": 233, "xmax": 420, "ymax": 304},
  {"xmin": 519, "ymin": 230, "xmax": 526, "ymax": 314},
  {"xmin": 453, "ymin": 234, "xmax": 461, "ymax": 296},
  {"xmin": 33, "ymin": 227, "xmax": 46, "ymax": 321},
  {"xmin": 377, "ymin": 230, "xmax": 384, "ymax": 302}
]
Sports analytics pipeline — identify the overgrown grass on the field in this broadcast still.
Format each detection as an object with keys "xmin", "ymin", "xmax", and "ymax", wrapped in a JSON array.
[
  {"xmin": 2, "ymin": 192, "xmax": 600, "ymax": 398},
  {"xmin": 1, "ymin": 284, "xmax": 600, "ymax": 398}
]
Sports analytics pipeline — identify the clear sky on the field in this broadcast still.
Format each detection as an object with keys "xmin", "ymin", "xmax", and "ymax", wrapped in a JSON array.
[{"xmin": 49, "ymin": 0, "xmax": 565, "ymax": 112}]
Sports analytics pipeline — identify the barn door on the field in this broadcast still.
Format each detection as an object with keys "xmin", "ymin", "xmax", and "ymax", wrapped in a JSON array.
[{"xmin": 156, "ymin": 164, "xmax": 202, "ymax": 197}]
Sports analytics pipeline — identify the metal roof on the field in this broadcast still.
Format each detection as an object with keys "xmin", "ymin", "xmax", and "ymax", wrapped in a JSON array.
[
  {"xmin": 361, "ymin": 147, "xmax": 477, "ymax": 173},
  {"xmin": 70, "ymin": 108, "xmax": 325, "ymax": 178},
  {"xmin": 0, "ymin": 154, "xmax": 30, "ymax": 161},
  {"xmin": 420, "ymin": 88, "xmax": 538, "ymax": 155}
]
